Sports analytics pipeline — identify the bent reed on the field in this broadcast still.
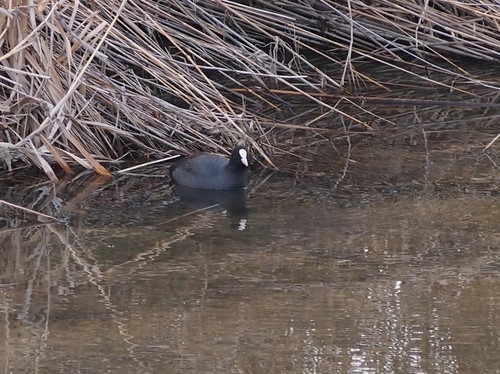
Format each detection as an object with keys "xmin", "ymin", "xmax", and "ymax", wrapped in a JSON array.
[{"xmin": 1, "ymin": 0, "xmax": 499, "ymax": 180}]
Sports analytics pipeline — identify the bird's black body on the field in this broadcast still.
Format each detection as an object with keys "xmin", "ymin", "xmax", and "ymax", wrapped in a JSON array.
[{"xmin": 170, "ymin": 146, "xmax": 250, "ymax": 190}]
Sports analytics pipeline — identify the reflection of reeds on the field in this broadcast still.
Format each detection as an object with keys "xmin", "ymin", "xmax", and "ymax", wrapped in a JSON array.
[
  {"xmin": 1, "ymin": 1, "xmax": 500, "ymax": 178},
  {"xmin": 0, "ymin": 189, "xmax": 232, "ymax": 371},
  {"xmin": 1, "ymin": 187, "xmax": 498, "ymax": 371}
]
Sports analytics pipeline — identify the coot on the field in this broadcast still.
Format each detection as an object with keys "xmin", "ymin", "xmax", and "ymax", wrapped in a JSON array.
[{"xmin": 170, "ymin": 146, "xmax": 250, "ymax": 190}]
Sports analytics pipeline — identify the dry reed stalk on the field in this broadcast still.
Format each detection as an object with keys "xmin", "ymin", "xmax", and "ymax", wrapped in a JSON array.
[
  {"xmin": 0, "ymin": 199, "xmax": 59, "ymax": 221},
  {"xmin": 1, "ymin": 0, "xmax": 499, "ymax": 179}
]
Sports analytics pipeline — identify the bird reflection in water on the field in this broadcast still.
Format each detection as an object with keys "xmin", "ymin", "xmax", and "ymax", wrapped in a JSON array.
[{"xmin": 172, "ymin": 185, "xmax": 248, "ymax": 230}]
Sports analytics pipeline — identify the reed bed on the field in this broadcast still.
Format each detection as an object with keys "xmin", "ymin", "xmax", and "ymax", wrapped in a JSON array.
[{"xmin": 1, "ymin": 0, "xmax": 500, "ymax": 179}]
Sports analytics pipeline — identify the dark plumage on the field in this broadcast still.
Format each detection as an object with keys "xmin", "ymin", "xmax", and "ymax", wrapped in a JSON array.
[{"xmin": 170, "ymin": 146, "xmax": 250, "ymax": 190}]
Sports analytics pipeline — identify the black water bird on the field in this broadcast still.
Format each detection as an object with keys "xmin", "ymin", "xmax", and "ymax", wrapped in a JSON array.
[{"xmin": 170, "ymin": 146, "xmax": 250, "ymax": 190}]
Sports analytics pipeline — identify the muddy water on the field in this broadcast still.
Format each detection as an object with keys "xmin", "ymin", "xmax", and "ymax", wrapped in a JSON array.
[{"xmin": 0, "ymin": 131, "xmax": 498, "ymax": 374}]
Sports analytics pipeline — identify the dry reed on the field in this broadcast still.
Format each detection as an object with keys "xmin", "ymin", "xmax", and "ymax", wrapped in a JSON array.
[{"xmin": 1, "ymin": 0, "xmax": 499, "ymax": 179}]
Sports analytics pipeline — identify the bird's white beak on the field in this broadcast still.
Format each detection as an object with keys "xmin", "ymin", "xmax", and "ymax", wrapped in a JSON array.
[{"xmin": 239, "ymin": 149, "xmax": 248, "ymax": 167}]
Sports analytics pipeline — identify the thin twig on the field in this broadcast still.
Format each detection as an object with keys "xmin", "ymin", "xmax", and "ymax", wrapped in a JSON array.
[{"xmin": 0, "ymin": 200, "xmax": 60, "ymax": 221}]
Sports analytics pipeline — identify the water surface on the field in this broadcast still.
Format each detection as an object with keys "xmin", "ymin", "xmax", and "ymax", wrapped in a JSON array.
[{"xmin": 1, "ymin": 128, "xmax": 498, "ymax": 373}]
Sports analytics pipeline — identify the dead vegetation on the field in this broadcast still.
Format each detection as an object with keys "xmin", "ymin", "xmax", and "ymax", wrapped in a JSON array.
[{"xmin": 1, "ymin": 0, "xmax": 499, "ymax": 179}]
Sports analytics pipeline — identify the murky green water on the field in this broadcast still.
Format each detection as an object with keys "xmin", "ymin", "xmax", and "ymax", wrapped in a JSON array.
[{"xmin": 0, "ymin": 129, "xmax": 498, "ymax": 373}]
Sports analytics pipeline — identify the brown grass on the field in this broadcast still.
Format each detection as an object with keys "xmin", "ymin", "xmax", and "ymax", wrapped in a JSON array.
[{"xmin": 1, "ymin": 0, "xmax": 499, "ymax": 179}]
